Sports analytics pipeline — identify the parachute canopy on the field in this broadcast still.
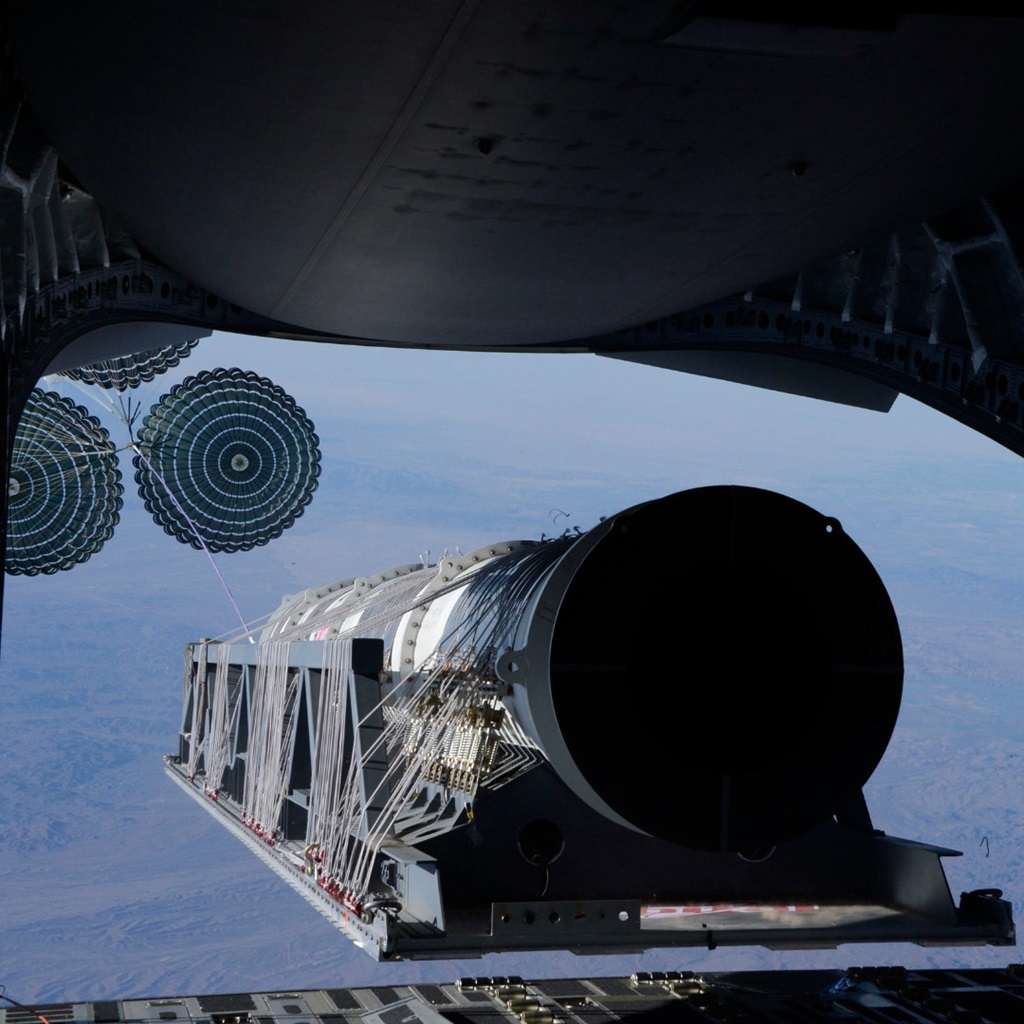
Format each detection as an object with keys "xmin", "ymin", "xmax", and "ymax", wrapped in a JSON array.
[
  {"xmin": 6, "ymin": 390, "xmax": 123, "ymax": 575},
  {"xmin": 60, "ymin": 338, "xmax": 200, "ymax": 391},
  {"xmin": 133, "ymin": 368, "xmax": 321, "ymax": 553}
]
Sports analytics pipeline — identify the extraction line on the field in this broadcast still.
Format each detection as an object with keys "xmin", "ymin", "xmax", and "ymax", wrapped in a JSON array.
[{"xmin": 130, "ymin": 441, "xmax": 252, "ymax": 640}]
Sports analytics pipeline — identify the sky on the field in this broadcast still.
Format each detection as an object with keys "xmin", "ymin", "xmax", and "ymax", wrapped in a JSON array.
[{"xmin": 3, "ymin": 332, "xmax": 1024, "ymax": 1003}]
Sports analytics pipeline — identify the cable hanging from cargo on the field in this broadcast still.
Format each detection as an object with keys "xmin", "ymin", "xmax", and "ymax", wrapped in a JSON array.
[
  {"xmin": 306, "ymin": 543, "xmax": 565, "ymax": 900},
  {"xmin": 177, "ymin": 539, "xmax": 570, "ymax": 910}
]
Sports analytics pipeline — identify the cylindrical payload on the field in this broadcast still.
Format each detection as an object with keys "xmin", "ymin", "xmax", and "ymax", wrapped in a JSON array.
[{"xmin": 266, "ymin": 485, "xmax": 903, "ymax": 853}]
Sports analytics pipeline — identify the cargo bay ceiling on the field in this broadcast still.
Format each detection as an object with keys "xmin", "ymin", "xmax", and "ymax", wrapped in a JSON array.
[{"xmin": 5, "ymin": 5, "xmax": 1024, "ymax": 455}]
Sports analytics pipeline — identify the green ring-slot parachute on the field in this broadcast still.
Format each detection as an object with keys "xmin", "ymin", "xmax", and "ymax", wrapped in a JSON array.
[
  {"xmin": 6, "ymin": 389, "xmax": 123, "ymax": 575},
  {"xmin": 59, "ymin": 338, "xmax": 199, "ymax": 391},
  {"xmin": 133, "ymin": 367, "xmax": 321, "ymax": 553}
]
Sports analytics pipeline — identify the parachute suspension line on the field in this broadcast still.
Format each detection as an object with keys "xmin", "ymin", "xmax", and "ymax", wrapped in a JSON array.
[
  {"xmin": 56, "ymin": 379, "xmax": 144, "ymax": 460},
  {"xmin": 298, "ymin": 608, "xmax": 460, "ymax": 897},
  {"xmin": 204, "ymin": 644, "xmax": 233, "ymax": 797},
  {"xmin": 15, "ymin": 398, "xmax": 118, "ymax": 467},
  {"xmin": 185, "ymin": 643, "xmax": 209, "ymax": 780},
  {"xmin": 364, "ymin": 544, "xmax": 560, "ymax": 840},
  {"xmin": 301, "ymin": 542, "xmax": 567, "ymax": 903},
  {"xmin": 60, "ymin": 373, "xmax": 118, "ymax": 417},
  {"xmin": 200, "ymin": 543, "xmax": 566, "ymax": 906},
  {"xmin": 116, "ymin": 390, "xmax": 145, "ymax": 442},
  {"xmin": 306, "ymin": 639, "xmax": 354, "ymax": 883},
  {"xmin": 348, "ymin": 677, "xmax": 429, "ymax": 890},
  {"xmin": 241, "ymin": 641, "xmax": 297, "ymax": 841},
  {"xmin": 25, "ymin": 382, "xmax": 135, "ymax": 469},
  {"xmin": 184, "ymin": 549, "xmax": 559, "ymax": 896},
  {"xmin": 7, "ymin": 389, "xmax": 125, "ymax": 576},
  {"xmin": 269, "ymin": 569, "xmax": 432, "ymax": 644},
  {"xmin": 349, "ymin": 661, "xmax": 474, "ymax": 894},
  {"xmin": 130, "ymin": 441, "xmax": 252, "ymax": 640}
]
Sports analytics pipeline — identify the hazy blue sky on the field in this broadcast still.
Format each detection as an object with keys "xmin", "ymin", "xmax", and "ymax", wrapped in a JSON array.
[{"xmin": 3, "ymin": 332, "xmax": 1024, "ymax": 1002}]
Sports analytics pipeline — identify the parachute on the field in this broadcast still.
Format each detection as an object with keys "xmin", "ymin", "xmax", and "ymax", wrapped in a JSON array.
[
  {"xmin": 59, "ymin": 338, "xmax": 200, "ymax": 391},
  {"xmin": 6, "ymin": 390, "xmax": 122, "ymax": 575},
  {"xmin": 133, "ymin": 367, "xmax": 321, "ymax": 553}
]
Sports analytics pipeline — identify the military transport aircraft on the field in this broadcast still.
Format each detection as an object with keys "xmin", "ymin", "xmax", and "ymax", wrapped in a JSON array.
[
  {"xmin": 5, "ymin": 6, "xmax": 1024, "ymax": 1022},
  {"xmin": 6, "ymin": 6, "xmax": 1024, "ymax": 453}
]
